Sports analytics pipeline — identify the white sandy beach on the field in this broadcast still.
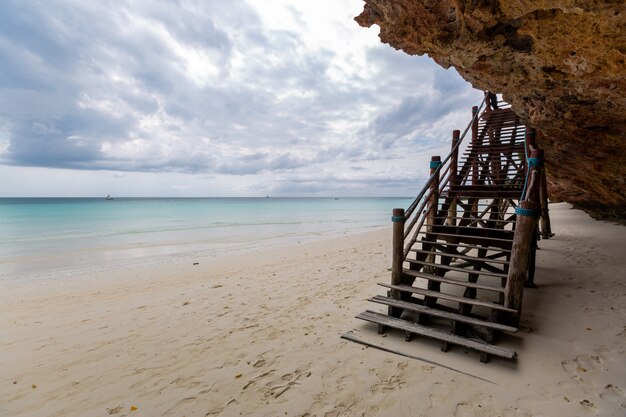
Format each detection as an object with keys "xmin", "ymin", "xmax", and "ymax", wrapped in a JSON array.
[{"xmin": 1, "ymin": 202, "xmax": 625, "ymax": 417}]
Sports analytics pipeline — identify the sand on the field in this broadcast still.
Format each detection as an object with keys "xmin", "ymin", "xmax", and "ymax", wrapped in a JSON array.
[{"xmin": 1, "ymin": 202, "xmax": 625, "ymax": 417}]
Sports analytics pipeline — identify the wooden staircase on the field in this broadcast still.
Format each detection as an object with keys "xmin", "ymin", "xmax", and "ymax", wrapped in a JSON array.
[{"xmin": 356, "ymin": 93, "xmax": 553, "ymax": 362}]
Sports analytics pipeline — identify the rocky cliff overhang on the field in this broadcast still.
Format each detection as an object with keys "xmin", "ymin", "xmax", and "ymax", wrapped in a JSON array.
[{"xmin": 356, "ymin": 1, "xmax": 626, "ymax": 221}]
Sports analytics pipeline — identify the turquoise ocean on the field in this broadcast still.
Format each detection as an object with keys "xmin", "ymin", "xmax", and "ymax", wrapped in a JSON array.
[{"xmin": 0, "ymin": 197, "xmax": 411, "ymax": 277}]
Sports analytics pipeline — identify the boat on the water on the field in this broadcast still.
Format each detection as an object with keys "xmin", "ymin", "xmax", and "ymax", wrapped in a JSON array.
[{"xmin": 105, "ymin": 194, "xmax": 113, "ymax": 200}]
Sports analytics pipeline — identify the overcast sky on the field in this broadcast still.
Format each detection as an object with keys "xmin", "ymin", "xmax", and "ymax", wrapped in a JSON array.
[{"xmin": 0, "ymin": 0, "xmax": 482, "ymax": 197}]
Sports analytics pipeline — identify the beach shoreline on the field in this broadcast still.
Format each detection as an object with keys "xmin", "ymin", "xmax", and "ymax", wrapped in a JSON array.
[
  {"xmin": 2, "ymin": 203, "xmax": 625, "ymax": 416},
  {"xmin": 0, "ymin": 197, "xmax": 410, "ymax": 281}
]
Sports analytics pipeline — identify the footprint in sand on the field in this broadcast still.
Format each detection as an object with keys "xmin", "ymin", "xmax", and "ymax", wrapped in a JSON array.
[
  {"xmin": 453, "ymin": 394, "xmax": 497, "ymax": 417},
  {"xmin": 600, "ymin": 384, "xmax": 625, "ymax": 401},
  {"xmin": 264, "ymin": 367, "xmax": 312, "ymax": 399},
  {"xmin": 370, "ymin": 374, "xmax": 405, "ymax": 394},
  {"xmin": 561, "ymin": 354, "xmax": 604, "ymax": 374},
  {"xmin": 428, "ymin": 382, "xmax": 450, "ymax": 408}
]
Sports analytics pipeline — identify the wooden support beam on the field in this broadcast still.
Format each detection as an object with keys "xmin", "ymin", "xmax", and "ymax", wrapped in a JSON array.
[
  {"xmin": 390, "ymin": 208, "xmax": 405, "ymax": 318},
  {"xmin": 356, "ymin": 311, "xmax": 517, "ymax": 358},
  {"xmin": 539, "ymin": 163, "xmax": 554, "ymax": 238},
  {"xmin": 504, "ymin": 149, "xmax": 542, "ymax": 323},
  {"xmin": 450, "ymin": 130, "xmax": 460, "ymax": 187},
  {"xmin": 471, "ymin": 106, "xmax": 479, "ymax": 185},
  {"xmin": 425, "ymin": 156, "xmax": 442, "ymax": 306}
]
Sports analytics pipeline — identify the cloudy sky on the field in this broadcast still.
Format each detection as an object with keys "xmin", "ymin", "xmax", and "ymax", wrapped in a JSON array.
[{"xmin": 0, "ymin": 0, "xmax": 482, "ymax": 197}]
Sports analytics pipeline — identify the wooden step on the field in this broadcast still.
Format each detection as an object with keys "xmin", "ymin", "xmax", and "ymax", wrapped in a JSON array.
[
  {"xmin": 402, "ymin": 269, "xmax": 505, "ymax": 293},
  {"xmin": 424, "ymin": 226, "xmax": 514, "ymax": 241},
  {"xmin": 427, "ymin": 223, "xmax": 515, "ymax": 235},
  {"xmin": 467, "ymin": 146, "xmax": 524, "ymax": 153},
  {"xmin": 356, "ymin": 310, "xmax": 516, "ymax": 359},
  {"xmin": 427, "ymin": 241, "xmax": 512, "ymax": 254},
  {"xmin": 378, "ymin": 283, "xmax": 517, "ymax": 313},
  {"xmin": 443, "ymin": 190, "xmax": 521, "ymax": 199},
  {"xmin": 369, "ymin": 295, "xmax": 517, "ymax": 332},
  {"xmin": 449, "ymin": 185, "xmax": 523, "ymax": 191},
  {"xmin": 410, "ymin": 248, "xmax": 510, "ymax": 265},
  {"xmin": 418, "ymin": 232, "xmax": 513, "ymax": 250},
  {"xmin": 431, "ymin": 216, "xmax": 516, "ymax": 224},
  {"xmin": 433, "ymin": 225, "xmax": 514, "ymax": 237},
  {"xmin": 405, "ymin": 260, "xmax": 508, "ymax": 278},
  {"xmin": 447, "ymin": 184, "xmax": 524, "ymax": 193}
]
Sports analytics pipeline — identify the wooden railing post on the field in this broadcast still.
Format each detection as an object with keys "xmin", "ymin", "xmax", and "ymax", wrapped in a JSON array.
[
  {"xmin": 428, "ymin": 156, "xmax": 441, "ymax": 232},
  {"xmin": 539, "ymin": 161, "xmax": 553, "ymax": 239},
  {"xmin": 450, "ymin": 130, "xmax": 460, "ymax": 187},
  {"xmin": 525, "ymin": 127, "xmax": 537, "ymax": 149},
  {"xmin": 424, "ymin": 156, "xmax": 441, "ymax": 295},
  {"xmin": 471, "ymin": 106, "xmax": 479, "ymax": 185},
  {"xmin": 389, "ymin": 208, "xmax": 406, "ymax": 319},
  {"xmin": 504, "ymin": 149, "xmax": 542, "ymax": 323},
  {"xmin": 448, "ymin": 130, "xmax": 460, "ymax": 226}
]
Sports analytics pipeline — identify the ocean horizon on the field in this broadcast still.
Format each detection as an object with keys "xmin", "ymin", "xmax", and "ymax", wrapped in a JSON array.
[{"xmin": 0, "ymin": 197, "xmax": 412, "ymax": 278}]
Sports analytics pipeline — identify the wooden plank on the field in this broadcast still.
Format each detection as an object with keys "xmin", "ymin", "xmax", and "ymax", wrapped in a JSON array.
[
  {"xmin": 401, "ymin": 268, "xmax": 505, "ymax": 292},
  {"xmin": 428, "ymin": 224, "xmax": 515, "ymax": 235},
  {"xmin": 340, "ymin": 331, "xmax": 497, "ymax": 383},
  {"xmin": 356, "ymin": 311, "xmax": 516, "ymax": 358},
  {"xmin": 423, "ymin": 228, "xmax": 513, "ymax": 242},
  {"xmin": 410, "ymin": 248, "xmax": 511, "ymax": 265},
  {"xmin": 431, "ymin": 215, "xmax": 516, "ymax": 224},
  {"xmin": 428, "ymin": 241, "xmax": 512, "ymax": 254},
  {"xmin": 433, "ymin": 224, "xmax": 514, "ymax": 237},
  {"xmin": 444, "ymin": 190, "xmax": 521, "ymax": 199},
  {"xmin": 369, "ymin": 295, "xmax": 517, "ymax": 332},
  {"xmin": 465, "ymin": 145, "xmax": 524, "ymax": 151},
  {"xmin": 449, "ymin": 185, "xmax": 523, "ymax": 191},
  {"xmin": 378, "ymin": 283, "xmax": 517, "ymax": 313},
  {"xmin": 418, "ymin": 232, "xmax": 513, "ymax": 250},
  {"xmin": 405, "ymin": 260, "xmax": 508, "ymax": 278}
]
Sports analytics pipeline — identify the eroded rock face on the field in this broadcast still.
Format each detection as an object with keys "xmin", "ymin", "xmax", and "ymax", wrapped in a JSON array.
[{"xmin": 356, "ymin": 1, "xmax": 626, "ymax": 221}]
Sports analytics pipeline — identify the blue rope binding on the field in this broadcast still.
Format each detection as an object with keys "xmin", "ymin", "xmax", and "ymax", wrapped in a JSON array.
[
  {"xmin": 528, "ymin": 157, "xmax": 543, "ymax": 168},
  {"xmin": 429, "ymin": 160, "xmax": 442, "ymax": 169},
  {"xmin": 515, "ymin": 207, "xmax": 539, "ymax": 218}
]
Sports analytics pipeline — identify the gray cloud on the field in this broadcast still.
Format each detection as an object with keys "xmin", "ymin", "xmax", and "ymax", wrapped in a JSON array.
[{"xmin": 0, "ymin": 1, "xmax": 482, "ymax": 195}]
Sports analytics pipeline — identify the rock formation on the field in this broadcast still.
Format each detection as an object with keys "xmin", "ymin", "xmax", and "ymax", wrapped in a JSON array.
[{"xmin": 356, "ymin": 1, "xmax": 626, "ymax": 221}]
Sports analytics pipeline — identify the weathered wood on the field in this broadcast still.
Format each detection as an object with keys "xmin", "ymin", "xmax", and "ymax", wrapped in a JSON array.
[
  {"xmin": 370, "ymin": 295, "xmax": 517, "ymax": 332},
  {"xmin": 430, "ymin": 225, "xmax": 514, "ymax": 240},
  {"xmin": 428, "ymin": 241, "xmax": 512, "ymax": 254},
  {"xmin": 359, "ymin": 95, "xmax": 540, "ymax": 362},
  {"xmin": 340, "ymin": 331, "xmax": 498, "ymax": 382},
  {"xmin": 471, "ymin": 106, "xmax": 479, "ymax": 185},
  {"xmin": 427, "ymin": 156, "xmax": 441, "ymax": 234},
  {"xmin": 428, "ymin": 222, "xmax": 515, "ymax": 235},
  {"xmin": 448, "ymin": 130, "xmax": 460, "ymax": 227},
  {"xmin": 378, "ymin": 283, "xmax": 517, "ymax": 313},
  {"xmin": 525, "ymin": 127, "xmax": 537, "ymax": 152},
  {"xmin": 450, "ymin": 130, "xmax": 460, "ymax": 187},
  {"xmin": 539, "ymin": 166, "xmax": 553, "ymax": 238},
  {"xmin": 449, "ymin": 185, "xmax": 524, "ymax": 192},
  {"xmin": 390, "ymin": 208, "xmax": 406, "ymax": 317},
  {"xmin": 445, "ymin": 190, "xmax": 522, "ymax": 199},
  {"xmin": 401, "ymin": 268, "xmax": 506, "ymax": 292},
  {"xmin": 405, "ymin": 259, "xmax": 507, "ymax": 278},
  {"xmin": 453, "ymin": 260, "xmax": 506, "ymax": 275},
  {"xmin": 432, "ymin": 215, "xmax": 515, "ymax": 224},
  {"xmin": 505, "ymin": 200, "xmax": 538, "ymax": 315},
  {"xmin": 418, "ymin": 232, "xmax": 513, "ymax": 250},
  {"xmin": 356, "ymin": 311, "xmax": 516, "ymax": 358},
  {"xmin": 504, "ymin": 149, "xmax": 542, "ymax": 320},
  {"xmin": 424, "ymin": 156, "xmax": 442, "ymax": 302},
  {"xmin": 410, "ymin": 248, "xmax": 511, "ymax": 264}
]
